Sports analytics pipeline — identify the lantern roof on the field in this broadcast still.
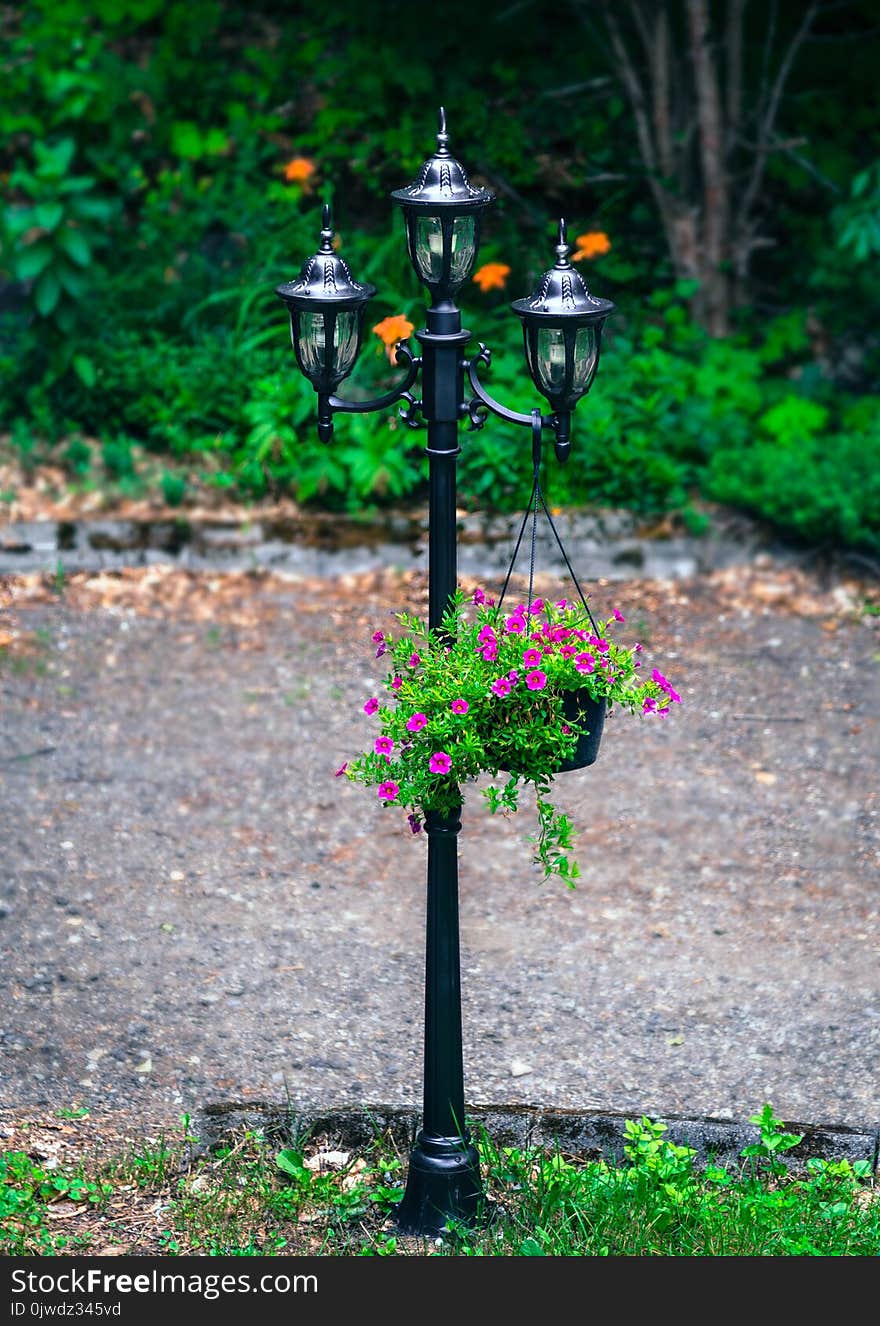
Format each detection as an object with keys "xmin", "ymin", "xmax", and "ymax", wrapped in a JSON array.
[
  {"xmin": 391, "ymin": 107, "xmax": 495, "ymax": 212},
  {"xmin": 276, "ymin": 204, "xmax": 376, "ymax": 310},
  {"xmin": 511, "ymin": 220, "xmax": 615, "ymax": 322}
]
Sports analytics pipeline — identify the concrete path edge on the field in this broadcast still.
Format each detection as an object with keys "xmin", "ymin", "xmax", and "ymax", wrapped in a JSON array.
[{"xmin": 198, "ymin": 1101, "xmax": 880, "ymax": 1176}]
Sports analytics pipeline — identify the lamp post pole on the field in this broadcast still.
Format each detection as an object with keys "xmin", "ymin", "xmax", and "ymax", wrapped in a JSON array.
[
  {"xmin": 395, "ymin": 303, "xmax": 483, "ymax": 1235},
  {"xmin": 275, "ymin": 108, "xmax": 614, "ymax": 1237}
]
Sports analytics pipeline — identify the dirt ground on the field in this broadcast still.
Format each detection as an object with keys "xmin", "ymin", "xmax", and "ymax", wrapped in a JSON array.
[{"xmin": 1, "ymin": 557, "xmax": 879, "ymax": 1153}]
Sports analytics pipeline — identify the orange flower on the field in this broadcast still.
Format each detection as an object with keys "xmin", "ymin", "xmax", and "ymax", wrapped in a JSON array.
[
  {"xmin": 283, "ymin": 156, "xmax": 316, "ymax": 184},
  {"xmin": 572, "ymin": 231, "xmax": 611, "ymax": 261},
  {"xmin": 472, "ymin": 262, "xmax": 511, "ymax": 293},
  {"xmin": 372, "ymin": 314, "xmax": 415, "ymax": 362}
]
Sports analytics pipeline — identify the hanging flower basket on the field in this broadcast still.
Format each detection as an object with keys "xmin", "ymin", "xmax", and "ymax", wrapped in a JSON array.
[{"xmin": 340, "ymin": 588, "xmax": 681, "ymax": 884}]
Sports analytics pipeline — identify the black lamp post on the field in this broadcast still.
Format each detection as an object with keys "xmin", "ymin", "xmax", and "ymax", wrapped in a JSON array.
[{"xmin": 277, "ymin": 109, "xmax": 614, "ymax": 1237}]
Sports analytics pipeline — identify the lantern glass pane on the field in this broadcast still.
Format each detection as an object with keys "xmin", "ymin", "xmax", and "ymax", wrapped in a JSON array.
[
  {"xmin": 297, "ymin": 310, "xmax": 328, "ymax": 377},
  {"xmin": 333, "ymin": 310, "xmax": 359, "ymax": 375},
  {"xmin": 449, "ymin": 214, "xmax": 476, "ymax": 283},
  {"xmin": 572, "ymin": 325, "xmax": 598, "ymax": 392},
  {"xmin": 536, "ymin": 327, "xmax": 567, "ymax": 393},
  {"xmin": 414, "ymin": 215, "xmax": 445, "ymax": 283}
]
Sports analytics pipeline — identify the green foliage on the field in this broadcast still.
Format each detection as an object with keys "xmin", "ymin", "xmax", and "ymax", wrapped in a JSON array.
[
  {"xmin": 741, "ymin": 1103, "xmax": 804, "ymax": 1180},
  {"xmin": 0, "ymin": 1150, "xmax": 109, "ymax": 1255},
  {"xmin": 834, "ymin": 162, "xmax": 880, "ymax": 263},
  {"xmin": 0, "ymin": 0, "xmax": 877, "ymax": 553}
]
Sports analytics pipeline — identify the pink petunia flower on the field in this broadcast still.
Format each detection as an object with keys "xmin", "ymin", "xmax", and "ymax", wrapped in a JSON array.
[
  {"xmin": 522, "ymin": 648, "xmax": 542, "ymax": 666},
  {"xmin": 429, "ymin": 751, "xmax": 452, "ymax": 775},
  {"xmin": 372, "ymin": 631, "xmax": 385, "ymax": 643},
  {"xmin": 408, "ymin": 653, "xmax": 421, "ymax": 669},
  {"xmin": 612, "ymin": 609, "xmax": 625, "ymax": 623},
  {"xmin": 364, "ymin": 697, "xmax": 379, "ymax": 715},
  {"xmin": 374, "ymin": 736, "xmax": 394, "ymax": 755},
  {"xmin": 574, "ymin": 652, "xmax": 595, "ymax": 674},
  {"xmin": 505, "ymin": 616, "xmax": 525, "ymax": 634},
  {"xmin": 378, "ymin": 780, "xmax": 399, "ymax": 801},
  {"xmin": 473, "ymin": 588, "xmax": 486, "ymax": 605},
  {"xmin": 526, "ymin": 670, "xmax": 547, "ymax": 690},
  {"xmin": 407, "ymin": 812, "xmax": 422, "ymax": 834},
  {"xmin": 406, "ymin": 713, "xmax": 428, "ymax": 732},
  {"xmin": 334, "ymin": 762, "xmax": 348, "ymax": 777},
  {"xmin": 391, "ymin": 676, "xmax": 403, "ymax": 690},
  {"xmin": 450, "ymin": 698, "xmax": 469, "ymax": 715},
  {"xmin": 491, "ymin": 677, "xmax": 511, "ymax": 697}
]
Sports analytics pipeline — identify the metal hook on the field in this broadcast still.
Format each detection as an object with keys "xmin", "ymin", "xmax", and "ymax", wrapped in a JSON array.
[{"xmin": 531, "ymin": 408, "xmax": 543, "ymax": 472}]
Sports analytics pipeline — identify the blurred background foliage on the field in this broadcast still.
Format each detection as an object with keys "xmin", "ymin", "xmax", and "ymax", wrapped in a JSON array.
[{"xmin": 1, "ymin": 0, "xmax": 879, "ymax": 554}]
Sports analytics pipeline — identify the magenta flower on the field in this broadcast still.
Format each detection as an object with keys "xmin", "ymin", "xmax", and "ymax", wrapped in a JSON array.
[
  {"xmin": 372, "ymin": 630, "xmax": 385, "ymax": 643},
  {"xmin": 522, "ymin": 648, "xmax": 542, "ymax": 666},
  {"xmin": 634, "ymin": 642, "xmax": 642, "ymax": 653},
  {"xmin": 391, "ymin": 676, "xmax": 403, "ymax": 690},
  {"xmin": 450, "ymin": 698, "xmax": 469, "ymax": 715},
  {"xmin": 374, "ymin": 736, "xmax": 394, "ymax": 756},
  {"xmin": 481, "ymin": 645, "xmax": 498, "ymax": 662},
  {"xmin": 408, "ymin": 653, "xmax": 421, "ymax": 669},
  {"xmin": 363, "ymin": 697, "xmax": 379, "ymax": 715},
  {"xmin": 643, "ymin": 697, "xmax": 657, "ymax": 715},
  {"xmin": 561, "ymin": 725, "xmax": 571, "ymax": 735},
  {"xmin": 429, "ymin": 751, "xmax": 452, "ymax": 775},
  {"xmin": 526, "ymin": 670, "xmax": 547, "ymax": 690},
  {"xmin": 334, "ymin": 762, "xmax": 348, "ymax": 777},
  {"xmin": 406, "ymin": 712, "xmax": 428, "ymax": 732},
  {"xmin": 652, "ymin": 668, "xmax": 682, "ymax": 703},
  {"xmin": 574, "ymin": 652, "xmax": 595, "ymax": 674},
  {"xmin": 473, "ymin": 588, "xmax": 486, "ymax": 605},
  {"xmin": 505, "ymin": 616, "xmax": 525, "ymax": 634},
  {"xmin": 378, "ymin": 780, "xmax": 399, "ymax": 801},
  {"xmin": 556, "ymin": 598, "xmax": 568, "ymax": 609},
  {"xmin": 375, "ymin": 643, "xmax": 387, "ymax": 658},
  {"xmin": 477, "ymin": 625, "xmax": 496, "ymax": 644},
  {"xmin": 612, "ymin": 608, "xmax": 625, "ymax": 623},
  {"xmin": 559, "ymin": 644, "xmax": 577, "ymax": 660},
  {"xmin": 529, "ymin": 598, "xmax": 544, "ymax": 613},
  {"xmin": 508, "ymin": 669, "xmax": 520, "ymax": 683},
  {"xmin": 491, "ymin": 677, "xmax": 511, "ymax": 697},
  {"xmin": 407, "ymin": 812, "xmax": 423, "ymax": 834}
]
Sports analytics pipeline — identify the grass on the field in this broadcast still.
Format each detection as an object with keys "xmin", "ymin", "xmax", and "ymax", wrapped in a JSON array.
[{"xmin": 1, "ymin": 1108, "xmax": 878, "ymax": 1257}]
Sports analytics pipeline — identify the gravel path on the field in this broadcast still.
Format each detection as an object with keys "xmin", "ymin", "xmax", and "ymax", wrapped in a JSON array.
[{"xmin": 1, "ymin": 560, "xmax": 878, "ymax": 1138}]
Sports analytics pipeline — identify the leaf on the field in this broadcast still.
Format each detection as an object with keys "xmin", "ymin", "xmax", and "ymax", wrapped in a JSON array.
[
  {"xmin": 56, "ymin": 227, "xmax": 91, "ymax": 267},
  {"xmin": 57, "ymin": 264, "xmax": 88, "ymax": 299},
  {"xmin": 275, "ymin": 1149, "xmax": 306, "ymax": 1178},
  {"xmin": 34, "ymin": 270, "xmax": 61, "ymax": 316},
  {"xmin": 34, "ymin": 202, "xmax": 64, "ymax": 231},
  {"xmin": 171, "ymin": 120, "xmax": 205, "ymax": 159},
  {"xmin": 73, "ymin": 355, "xmax": 96, "ymax": 388},
  {"xmin": 14, "ymin": 243, "xmax": 53, "ymax": 281}
]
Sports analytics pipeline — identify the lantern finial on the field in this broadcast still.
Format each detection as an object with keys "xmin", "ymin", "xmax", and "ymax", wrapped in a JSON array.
[
  {"xmin": 320, "ymin": 203, "xmax": 334, "ymax": 253},
  {"xmin": 555, "ymin": 218, "xmax": 571, "ymax": 268},
  {"xmin": 437, "ymin": 106, "xmax": 449, "ymax": 156}
]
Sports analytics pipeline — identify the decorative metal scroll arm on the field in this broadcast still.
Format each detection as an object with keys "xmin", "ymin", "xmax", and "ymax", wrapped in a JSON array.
[
  {"xmin": 463, "ymin": 344, "xmax": 572, "ymax": 463},
  {"xmin": 317, "ymin": 342, "xmax": 422, "ymax": 443}
]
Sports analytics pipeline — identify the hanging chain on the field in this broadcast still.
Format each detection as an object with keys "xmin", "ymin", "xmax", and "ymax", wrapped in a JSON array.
[{"xmin": 496, "ymin": 412, "xmax": 602, "ymax": 639}]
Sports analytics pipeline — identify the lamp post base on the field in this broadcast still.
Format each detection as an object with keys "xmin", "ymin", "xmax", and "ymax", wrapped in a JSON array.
[{"xmin": 394, "ymin": 1129, "xmax": 483, "ymax": 1236}]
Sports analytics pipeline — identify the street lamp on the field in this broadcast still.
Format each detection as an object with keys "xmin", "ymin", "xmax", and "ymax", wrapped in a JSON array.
[{"xmin": 277, "ymin": 108, "xmax": 614, "ymax": 1236}]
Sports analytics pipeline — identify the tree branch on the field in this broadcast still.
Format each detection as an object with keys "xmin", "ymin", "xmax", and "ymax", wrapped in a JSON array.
[{"xmin": 734, "ymin": 0, "xmax": 819, "ymax": 244}]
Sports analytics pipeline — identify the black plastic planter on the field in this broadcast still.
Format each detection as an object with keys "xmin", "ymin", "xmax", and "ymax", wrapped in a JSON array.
[
  {"xmin": 499, "ymin": 689, "xmax": 606, "ymax": 776},
  {"xmin": 557, "ymin": 690, "xmax": 606, "ymax": 771}
]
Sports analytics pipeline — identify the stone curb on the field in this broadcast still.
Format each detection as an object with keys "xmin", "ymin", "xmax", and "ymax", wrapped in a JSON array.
[{"xmin": 198, "ymin": 1101, "xmax": 880, "ymax": 1176}]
